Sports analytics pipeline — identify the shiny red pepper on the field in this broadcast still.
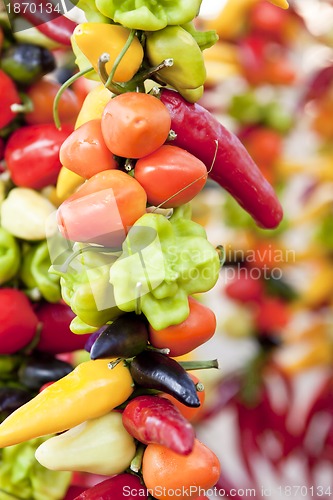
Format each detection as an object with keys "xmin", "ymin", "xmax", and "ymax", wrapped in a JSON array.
[
  {"xmin": 0, "ymin": 69, "xmax": 20, "ymax": 129},
  {"xmin": 160, "ymin": 89, "xmax": 283, "ymax": 229},
  {"xmin": 122, "ymin": 395, "xmax": 195, "ymax": 455},
  {"xmin": 73, "ymin": 473, "xmax": 147, "ymax": 499},
  {"xmin": 4, "ymin": 123, "xmax": 72, "ymax": 189}
]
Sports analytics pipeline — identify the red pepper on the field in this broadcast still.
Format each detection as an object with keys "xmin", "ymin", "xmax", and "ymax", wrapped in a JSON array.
[
  {"xmin": 4, "ymin": 123, "xmax": 72, "ymax": 189},
  {"xmin": 160, "ymin": 89, "xmax": 283, "ymax": 229},
  {"xmin": 122, "ymin": 395, "xmax": 195, "ymax": 455},
  {"xmin": 16, "ymin": 0, "xmax": 76, "ymax": 46},
  {"xmin": 73, "ymin": 473, "xmax": 147, "ymax": 499},
  {"xmin": 0, "ymin": 69, "xmax": 20, "ymax": 129}
]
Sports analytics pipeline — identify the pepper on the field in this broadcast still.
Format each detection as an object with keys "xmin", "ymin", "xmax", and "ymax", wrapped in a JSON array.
[
  {"xmin": 0, "ymin": 387, "xmax": 32, "ymax": 421},
  {"xmin": 160, "ymin": 88, "xmax": 283, "ymax": 229},
  {"xmin": 146, "ymin": 26, "xmax": 206, "ymax": 103},
  {"xmin": 0, "ymin": 227, "xmax": 20, "ymax": 285},
  {"xmin": 90, "ymin": 313, "xmax": 148, "ymax": 360},
  {"xmin": 18, "ymin": 353, "xmax": 73, "ymax": 391},
  {"xmin": 129, "ymin": 351, "xmax": 200, "ymax": 408},
  {"xmin": 20, "ymin": 241, "xmax": 61, "ymax": 303},
  {"xmin": 109, "ymin": 208, "xmax": 220, "ymax": 330},
  {"xmin": 72, "ymin": 23, "xmax": 144, "ymax": 83},
  {"xmin": 0, "ymin": 69, "xmax": 21, "ymax": 129},
  {"xmin": 35, "ymin": 411, "xmax": 136, "ymax": 475},
  {"xmin": 0, "ymin": 358, "xmax": 134, "ymax": 447},
  {"xmin": 95, "ymin": 0, "xmax": 202, "ymax": 31},
  {"xmin": 122, "ymin": 394, "xmax": 195, "ymax": 455},
  {"xmin": 73, "ymin": 473, "xmax": 148, "ymax": 499},
  {"xmin": 51, "ymin": 243, "xmax": 121, "ymax": 331},
  {"xmin": 1, "ymin": 43, "xmax": 55, "ymax": 85}
]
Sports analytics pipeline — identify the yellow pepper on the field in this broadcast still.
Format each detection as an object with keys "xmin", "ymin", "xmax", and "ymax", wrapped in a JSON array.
[
  {"xmin": 204, "ymin": 0, "xmax": 258, "ymax": 40},
  {"xmin": 35, "ymin": 412, "xmax": 136, "ymax": 475},
  {"xmin": 0, "ymin": 359, "xmax": 134, "ymax": 448},
  {"xmin": 268, "ymin": 0, "xmax": 289, "ymax": 8},
  {"xmin": 56, "ymin": 84, "xmax": 113, "ymax": 201},
  {"xmin": 72, "ymin": 23, "xmax": 144, "ymax": 83}
]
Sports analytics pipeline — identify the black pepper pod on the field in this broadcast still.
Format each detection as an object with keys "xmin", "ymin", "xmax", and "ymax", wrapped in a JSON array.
[
  {"xmin": 0, "ymin": 387, "xmax": 32, "ymax": 421},
  {"xmin": 1, "ymin": 43, "xmax": 55, "ymax": 85},
  {"xmin": 18, "ymin": 353, "xmax": 73, "ymax": 391},
  {"xmin": 129, "ymin": 350, "xmax": 200, "ymax": 408},
  {"xmin": 90, "ymin": 314, "xmax": 149, "ymax": 360}
]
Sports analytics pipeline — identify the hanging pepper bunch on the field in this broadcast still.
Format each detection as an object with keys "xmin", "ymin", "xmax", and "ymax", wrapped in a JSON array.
[{"xmin": 0, "ymin": 1, "xmax": 285, "ymax": 499}]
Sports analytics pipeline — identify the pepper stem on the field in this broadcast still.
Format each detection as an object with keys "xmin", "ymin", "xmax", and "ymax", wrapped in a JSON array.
[
  {"xmin": 146, "ymin": 345, "xmax": 171, "ymax": 355},
  {"xmin": 53, "ymin": 67, "xmax": 93, "ymax": 129},
  {"xmin": 179, "ymin": 359, "xmax": 219, "ymax": 370},
  {"xmin": 105, "ymin": 29, "xmax": 136, "ymax": 87},
  {"xmin": 130, "ymin": 443, "xmax": 146, "ymax": 473}
]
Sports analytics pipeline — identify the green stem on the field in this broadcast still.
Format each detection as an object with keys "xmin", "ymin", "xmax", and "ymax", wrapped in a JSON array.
[
  {"xmin": 105, "ymin": 29, "xmax": 136, "ymax": 88},
  {"xmin": 179, "ymin": 359, "xmax": 219, "ymax": 371},
  {"xmin": 98, "ymin": 53, "xmax": 125, "ymax": 94},
  {"xmin": 130, "ymin": 443, "xmax": 146, "ymax": 473},
  {"xmin": 53, "ymin": 67, "xmax": 93, "ymax": 129}
]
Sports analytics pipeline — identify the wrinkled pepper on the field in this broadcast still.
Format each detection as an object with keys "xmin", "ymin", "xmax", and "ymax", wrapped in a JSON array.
[
  {"xmin": 95, "ymin": 0, "xmax": 202, "ymax": 31},
  {"xmin": 109, "ymin": 206, "xmax": 220, "ymax": 330},
  {"xmin": 130, "ymin": 351, "xmax": 200, "ymax": 408},
  {"xmin": 72, "ymin": 23, "xmax": 144, "ymax": 82},
  {"xmin": 0, "ymin": 227, "xmax": 20, "ymax": 285},
  {"xmin": 35, "ymin": 411, "xmax": 136, "ymax": 475},
  {"xmin": 51, "ymin": 243, "xmax": 121, "ymax": 332},
  {"xmin": 90, "ymin": 313, "xmax": 148, "ymax": 360},
  {"xmin": 0, "ymin": 358, "xmax": 133, "ymax": 447},
  {"xmin": 20, "ymin": 240, "xmax": 61, "ymax": 303},
  {"xmin": 122, "ymin": 395, "xmax": 195, "ymax": 455},
  {"xmin": 146, "ymin": 26, "xmax": 206, "ymax": 103}
]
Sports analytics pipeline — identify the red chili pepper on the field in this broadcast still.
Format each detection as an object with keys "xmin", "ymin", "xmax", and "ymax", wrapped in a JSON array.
[
  {"xmin": 73, "ymin": 473, "xmax": 147, "ymax": 499},
  {"xmin": 35, "ymin": 302, "xmax": 91, "ymax": 354},
  {"xmin": 4, "ymin": 123, "xmax": 72, "ymax": 189},
  {"xmin": 0, "ymin": 69, "xmax": 20, "ymax": 129},
  {"xmin": 225, "ymin": 274, "xmax": 264, "ymax": 304},
  {"xmin": 122, "ymin": 395, "xmax": 195, "ymax": 455},
  {"xmin": 16, "ymin": 0, "xmax": 76, "ymax": 46},
  {"xmin": 160, "ymin": 89, "xmax": 283, "ymax": 229}
]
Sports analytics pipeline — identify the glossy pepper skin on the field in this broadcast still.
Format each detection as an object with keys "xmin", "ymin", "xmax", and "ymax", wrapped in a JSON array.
[
  {"xmin": 73, "ymin": 473, "xmax": 148, "ymax": 499},
  {"xmin": 95, "ymin": 0, "xmax": 202, "ymax": 31},
  {"xmin": 90, "ymin": 313, "xmax": 148, "ymax": 360},
  {"xmin": 160, "ymin": 89, "xmax": 283, "ymax": 229},
  {"xmin": 35, "ymin": 411, "xmax": 136, "ymax": 475},
  {"xmin": 122, "ymin": 395, "xmax": 195, "ymax": 455},
  {"xmin": 0, "ymin": 227, "xmax": 20, "ymax": 285},
  {"xmin": 18, "ymin": 353, "xmax": 73, "ymax": 391},
  {"xmin": 0, "ymin": 358, "xmax": 134, "ymax": 448},
  {"xmin": 130, "ymin": 351, "xmax": 200, "ymax": 408},
  {"xmin": 20, "ymin": 241, "xmax": 61, "ymax": 303},
  {"xmin": 109, "ymin": 206, "xmax": 220, "ymax": 330},
  {"xmin": 146, "ymin": 26, "xmax": 206, "ymax": 103}
]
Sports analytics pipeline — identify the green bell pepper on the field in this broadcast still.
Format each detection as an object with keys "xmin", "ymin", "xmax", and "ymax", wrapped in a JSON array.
[
  {"xmin": 109, "ymin": 206, "xmax": 220, "ymax": 330},
  {"xmin": 20, "ymin": 241, "xmax": 61, "ymax": 303},
  {"xmin": 0, "ymin": 227, "xmax": 20, "ymax": 285},
  {"xmin": 51, "ymin": 244, "xmax": 121, "ymax": 331},
  {"xmin": 95, "ymin": 0, "xmax": 202, "ymax": 31},
  {"xmin": 146, "ymin": 25, "xmax": 206, "ymax": 102}
]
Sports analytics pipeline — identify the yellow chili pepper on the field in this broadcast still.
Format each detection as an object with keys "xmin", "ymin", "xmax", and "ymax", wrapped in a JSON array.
[
  {"xmin": 204, "ymin": 0, "xmax": 258, "ymax": 40},
  {"xmin": 0, "ymin": 359, "xmax": 133, "ymax": 448},
  {"xmin": 268, "ymin": 0, "xmax": 289, "ymax": 8},
  {"xmin": 72, "ymin": 23, "xmax": 144, "ymax": 83},
  {"xmin": 56, "ymin": 84, "xmax": 113, "ymax": 201}
]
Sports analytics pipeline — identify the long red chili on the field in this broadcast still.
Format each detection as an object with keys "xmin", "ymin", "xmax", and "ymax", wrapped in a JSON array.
[
  {"xmin": 15, "ymin": 0, "xmax": 76, "ymax": 46},
  {"xmin": 160, "ymin": 89, "xmax": 283, "ymax": 229},
  {"xmin": 122, "ymin": 395, "xmax": 195, "ymax": 455}
]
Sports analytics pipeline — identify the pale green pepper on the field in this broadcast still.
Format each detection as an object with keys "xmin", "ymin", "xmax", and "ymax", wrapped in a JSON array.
[
  {"xmin": 109, "ymin": 207, "xmax": 220, "ymax": 330},
  {"xmin": 0, "ymin": 227, "xmax": 20, "ymax": 285},
  {"xmin": 95, "ymin": 0, "xmax": 202, "ymax": 31}
]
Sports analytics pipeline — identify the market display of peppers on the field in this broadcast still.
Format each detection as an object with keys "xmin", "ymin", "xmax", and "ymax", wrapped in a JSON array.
[{"xmin": 1, "ymin": 0, "xmax": 333, "ymax": 498}]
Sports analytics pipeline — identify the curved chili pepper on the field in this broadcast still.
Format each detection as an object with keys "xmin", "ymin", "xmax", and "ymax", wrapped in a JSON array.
[
  {"xmin": 90, "ymin": 314, "xmax": 148, "ymax": 360},
  {"xmin": 160, "ymin": 88, "xmax": 283, "ymax": 229},
  {"xmin": 16, "ymin": 0, "xmax": 76, "ymax": 46},
  {"xmin": 129, "ymin": 351, "xmax": 200, "ymax": 408},
  {"xmin": 122, "ymin": 394, "xmax": 195, "ymax": 455}
]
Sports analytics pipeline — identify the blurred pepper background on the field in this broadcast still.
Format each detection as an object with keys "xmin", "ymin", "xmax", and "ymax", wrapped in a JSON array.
[{"xmin": 0, "ymin": 0, "xmax": 333, "ymax": 498}]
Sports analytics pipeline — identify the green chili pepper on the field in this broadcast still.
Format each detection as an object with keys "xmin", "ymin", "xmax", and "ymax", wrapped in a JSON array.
[
  {"xmin": 109, "ymin": 207, "xmax": 220, "ymax": 330},
  {"xmin": 95, "ymin": 0, "xmax": 202, "ymax": 31},
  {"xmin": 0, "ymin": 227, "xmax": 20, "ymax": 285},
  {"xmin": 51, "ymin": 244, "xmax": 121, "ymax": 330},
  {"xmin": 146, "ymin": 25, "xmax": 206, "ymax": 102},
  {"xmin": 20, "ymin": 241, "xmax": 61, "ymax": 303},
  {"xmin": 181, "ymin": 22, "xmax": 219, "ymax": 51}
]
